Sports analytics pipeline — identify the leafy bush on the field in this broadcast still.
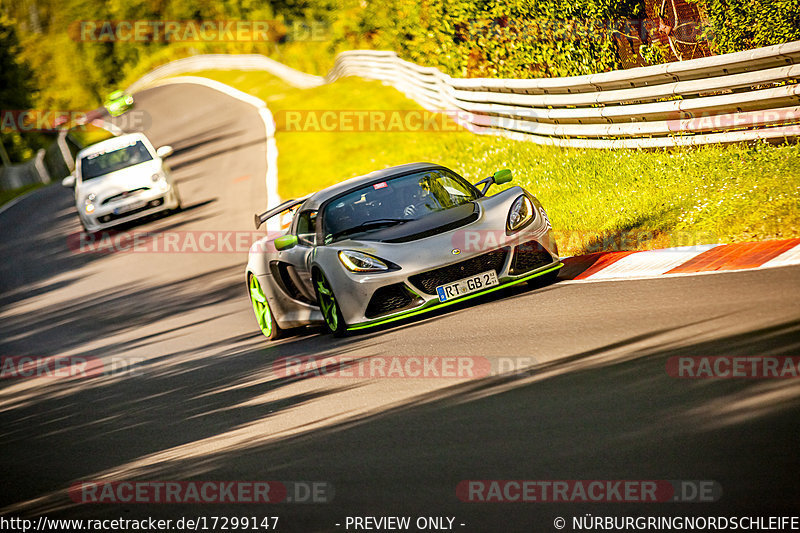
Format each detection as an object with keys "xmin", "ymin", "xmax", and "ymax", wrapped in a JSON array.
[
  {"xmin": 329, "ymin": 0, "xmax": 644, "ymax": 78},
  {"xmin": 691, "ymin": 0, "xmax": 800, "ymax": 54},
  {"xmin": 4, "ymin": 0, "xmax": 799, "ymax": 131}
]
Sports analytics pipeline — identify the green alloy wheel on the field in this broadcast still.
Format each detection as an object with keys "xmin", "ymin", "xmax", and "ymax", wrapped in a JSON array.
[
  {"xmin": 249, "ymin": 275, "xmax": 283, "ymax": 340},
  {"xmin": 315, "ymin": 270, "xmax": 348, "ymax": 337}
]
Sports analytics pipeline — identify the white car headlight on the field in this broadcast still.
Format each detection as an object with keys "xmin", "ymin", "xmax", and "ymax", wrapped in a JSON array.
[
  {"xmin": 507, "ymin": 195, "xmax": 534, "ymax": 233},
  {"xmin": 152, "ymin": 173, "xmax": 170, "ymax": 191},
  {"xmin": 84, "ymin": 193, "xmax": 96, "ymax": 214},
  {"xmin": 338, "ymin": 250, "xmax": 389, "ymax": 272}
]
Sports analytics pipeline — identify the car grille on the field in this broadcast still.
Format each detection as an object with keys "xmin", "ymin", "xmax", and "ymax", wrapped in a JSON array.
[
  {"xmin": 510, "ymin": 240, "xmax": 553, "ymax": 275},
  {"xmin": 96, "ymin": 198, "xmax": 163, "ymax": 224},
  {"xmin": 101, "ymin": 187, "xmax": 150, "ymax": 205},
  {"xmin": 365, "ymin": 284, "xmax": 422, "ymax": 319},
  {"xmin": 409, "ymin": 249, "xmax": 508, "ymax": 295}
]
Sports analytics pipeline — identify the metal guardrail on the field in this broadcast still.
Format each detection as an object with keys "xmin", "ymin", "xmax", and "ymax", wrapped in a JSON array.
[
  {"xmin": 326, "ymin": 41, "xmax": 800, "ymax": 148},
  {"xmin": 4, "ymin": 39, "xmax": 792, "ymax": 192},
  {"xmin": 0, "ymin": 131, "xmax": 75, "ymax": 192},
  {"xmin": 126, "ymin": 42, "xmax": 800, "ymax": 148},
  {"xmin": 0, "ymin": 150, "xmax": 48, "ymax": 192},
  {"xmin": 6, "ymin": 41, "xmax": 794, "ymax": 192},
  {"xmin": 127, "ymin": 54, "xmax": 324, "ymax": 93}
]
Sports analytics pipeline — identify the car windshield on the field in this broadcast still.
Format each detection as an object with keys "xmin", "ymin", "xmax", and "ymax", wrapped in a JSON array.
[
  {"xmin": 322, "ymin": 168, "xmax": 479, "ymax": 243},
  {"xmin": 80, "ymin": 140, "xmax": 153, "ymax": 180}
]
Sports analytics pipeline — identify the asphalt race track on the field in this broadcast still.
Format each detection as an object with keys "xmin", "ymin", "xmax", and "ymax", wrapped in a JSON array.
[{"xmin": 1, "ymin": 82, "xmax": 799, "ymax": 532}]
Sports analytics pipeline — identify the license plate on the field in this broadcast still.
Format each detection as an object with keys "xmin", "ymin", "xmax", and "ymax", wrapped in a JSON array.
[
  {"xmin": 113, "ymin": 200, "xmax": 146, "ymax": 215},
  {"xmin": 436, "ymin": 270, "xmax": 499, "ymax": 302}
]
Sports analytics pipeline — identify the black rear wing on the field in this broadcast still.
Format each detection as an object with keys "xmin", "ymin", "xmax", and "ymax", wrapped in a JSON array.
[{"xmin": 253, "ymin": 196, "xmax": 310, "ymax": 229}]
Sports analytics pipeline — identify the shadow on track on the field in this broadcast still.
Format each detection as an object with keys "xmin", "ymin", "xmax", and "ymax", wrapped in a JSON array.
[{"xmin": 4, "ymin": 314, "xmax": 799, "ymax": 528}]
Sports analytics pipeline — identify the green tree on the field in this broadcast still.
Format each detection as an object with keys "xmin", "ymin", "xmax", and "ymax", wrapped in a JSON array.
[{"xmin": 0, "ymin": 15, "xmax": 45, "ymax": 163}]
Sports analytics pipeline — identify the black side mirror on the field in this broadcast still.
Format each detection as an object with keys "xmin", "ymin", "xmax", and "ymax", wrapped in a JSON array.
[{"xmin": 475, "ymin": 168, "xmax": 513, "ymax": 195}]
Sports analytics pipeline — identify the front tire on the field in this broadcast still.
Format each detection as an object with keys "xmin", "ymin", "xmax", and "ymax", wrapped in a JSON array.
[
  {"xmin": 249, "ymin": 274, "xmax": 283, "ymax": 341},
  {"xmin": 314, "ymin": 269, "xmax": 348, "ymax": 337}
]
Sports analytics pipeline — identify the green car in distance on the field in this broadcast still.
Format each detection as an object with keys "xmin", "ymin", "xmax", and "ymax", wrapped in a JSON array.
[{"xmin": 104, "ymin": 90, "xmax": 134, "ymax": 117}]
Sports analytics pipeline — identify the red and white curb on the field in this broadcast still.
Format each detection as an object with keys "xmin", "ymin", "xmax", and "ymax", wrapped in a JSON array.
[{"xmin": 559, "ymin": 238, "xmax": 800, "ymax": 281}]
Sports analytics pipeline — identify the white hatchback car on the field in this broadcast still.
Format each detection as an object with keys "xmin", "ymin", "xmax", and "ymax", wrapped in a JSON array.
[{"xmin": 62, "ymin": 132, "xmax": 181, "ymax": 232}]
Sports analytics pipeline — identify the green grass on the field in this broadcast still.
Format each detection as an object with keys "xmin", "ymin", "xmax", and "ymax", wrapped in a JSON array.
[
  {"xmin": 0, "ymin": 182, "xmax": 44, "ymax": 209},
  {"xmin": 180, "ymin": 69, "xmax": 800, "ymax": 256}
]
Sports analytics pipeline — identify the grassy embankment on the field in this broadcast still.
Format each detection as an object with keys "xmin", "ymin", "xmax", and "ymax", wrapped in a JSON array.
[{"xmin": 176, "ymin": 69, "xmax": 799, "ymax": 256}]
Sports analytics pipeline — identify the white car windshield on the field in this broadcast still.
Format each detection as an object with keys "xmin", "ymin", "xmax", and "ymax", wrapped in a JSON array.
[{"xmin": 80, "ymin": 140, "xmax": 153, "ymax": 180}]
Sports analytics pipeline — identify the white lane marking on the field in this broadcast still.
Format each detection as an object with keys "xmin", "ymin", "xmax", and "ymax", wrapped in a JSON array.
[
  {"xmin": 583, "ymin": 244, "xmax": 719, "ymax": 280},
  {"xmin": 143, "ymin": 76, "xmax": 281, "ymax": 231},
  {"xmin": 761, "ymin": 242, "xmax": 800, "ymax": 269}
]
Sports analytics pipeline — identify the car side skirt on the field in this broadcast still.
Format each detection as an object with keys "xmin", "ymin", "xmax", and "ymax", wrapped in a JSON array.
[{"xmin": 347, "ymin": 262, "xmax": 562, "ymax": 331}]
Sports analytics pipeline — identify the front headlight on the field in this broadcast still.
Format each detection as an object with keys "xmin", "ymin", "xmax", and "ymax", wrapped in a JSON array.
[
  {"xmin": 84, "ymin": 193, "xmax": 96, "ymax": 214},
  {"xmin": 506, "ymin": 195, "xmax": 534, "ymax": 233},
  {"xmin": 152, "ymin": 172, "xmax": 169, "ymax": 191},
  {"xmin": 339, "ymin": 250, "xmax": 389, "ymax": 272}
]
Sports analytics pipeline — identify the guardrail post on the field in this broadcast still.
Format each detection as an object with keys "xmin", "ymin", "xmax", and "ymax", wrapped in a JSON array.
[{"xmin": 34, "ymin": 149, "xmax": 51, "ymax": 184}]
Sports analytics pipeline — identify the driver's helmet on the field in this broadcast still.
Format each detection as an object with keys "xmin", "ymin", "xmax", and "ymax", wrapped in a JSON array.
[{"xmin": 418, "ymin": 175, "xmax": 432, "ymax": 192}]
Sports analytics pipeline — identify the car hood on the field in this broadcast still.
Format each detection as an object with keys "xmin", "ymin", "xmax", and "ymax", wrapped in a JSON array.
[
  {"xmin": 325, "ymin": 186, "xmax": 533, "ymax": 266},
  {"xmin": 77, "ymin": 160, "xmax": 162, "ymax": 202}
]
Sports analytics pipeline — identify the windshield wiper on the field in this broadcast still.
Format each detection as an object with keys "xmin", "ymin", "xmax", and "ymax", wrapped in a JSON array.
[{"xmin": 331, "ymin": 218, "xmax": 409, "ymax": 241}]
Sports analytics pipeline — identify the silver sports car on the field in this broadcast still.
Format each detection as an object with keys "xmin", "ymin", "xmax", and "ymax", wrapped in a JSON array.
[{"xmin": 246, "ymin": 162, "xmax": 561, "ymax": 339}]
